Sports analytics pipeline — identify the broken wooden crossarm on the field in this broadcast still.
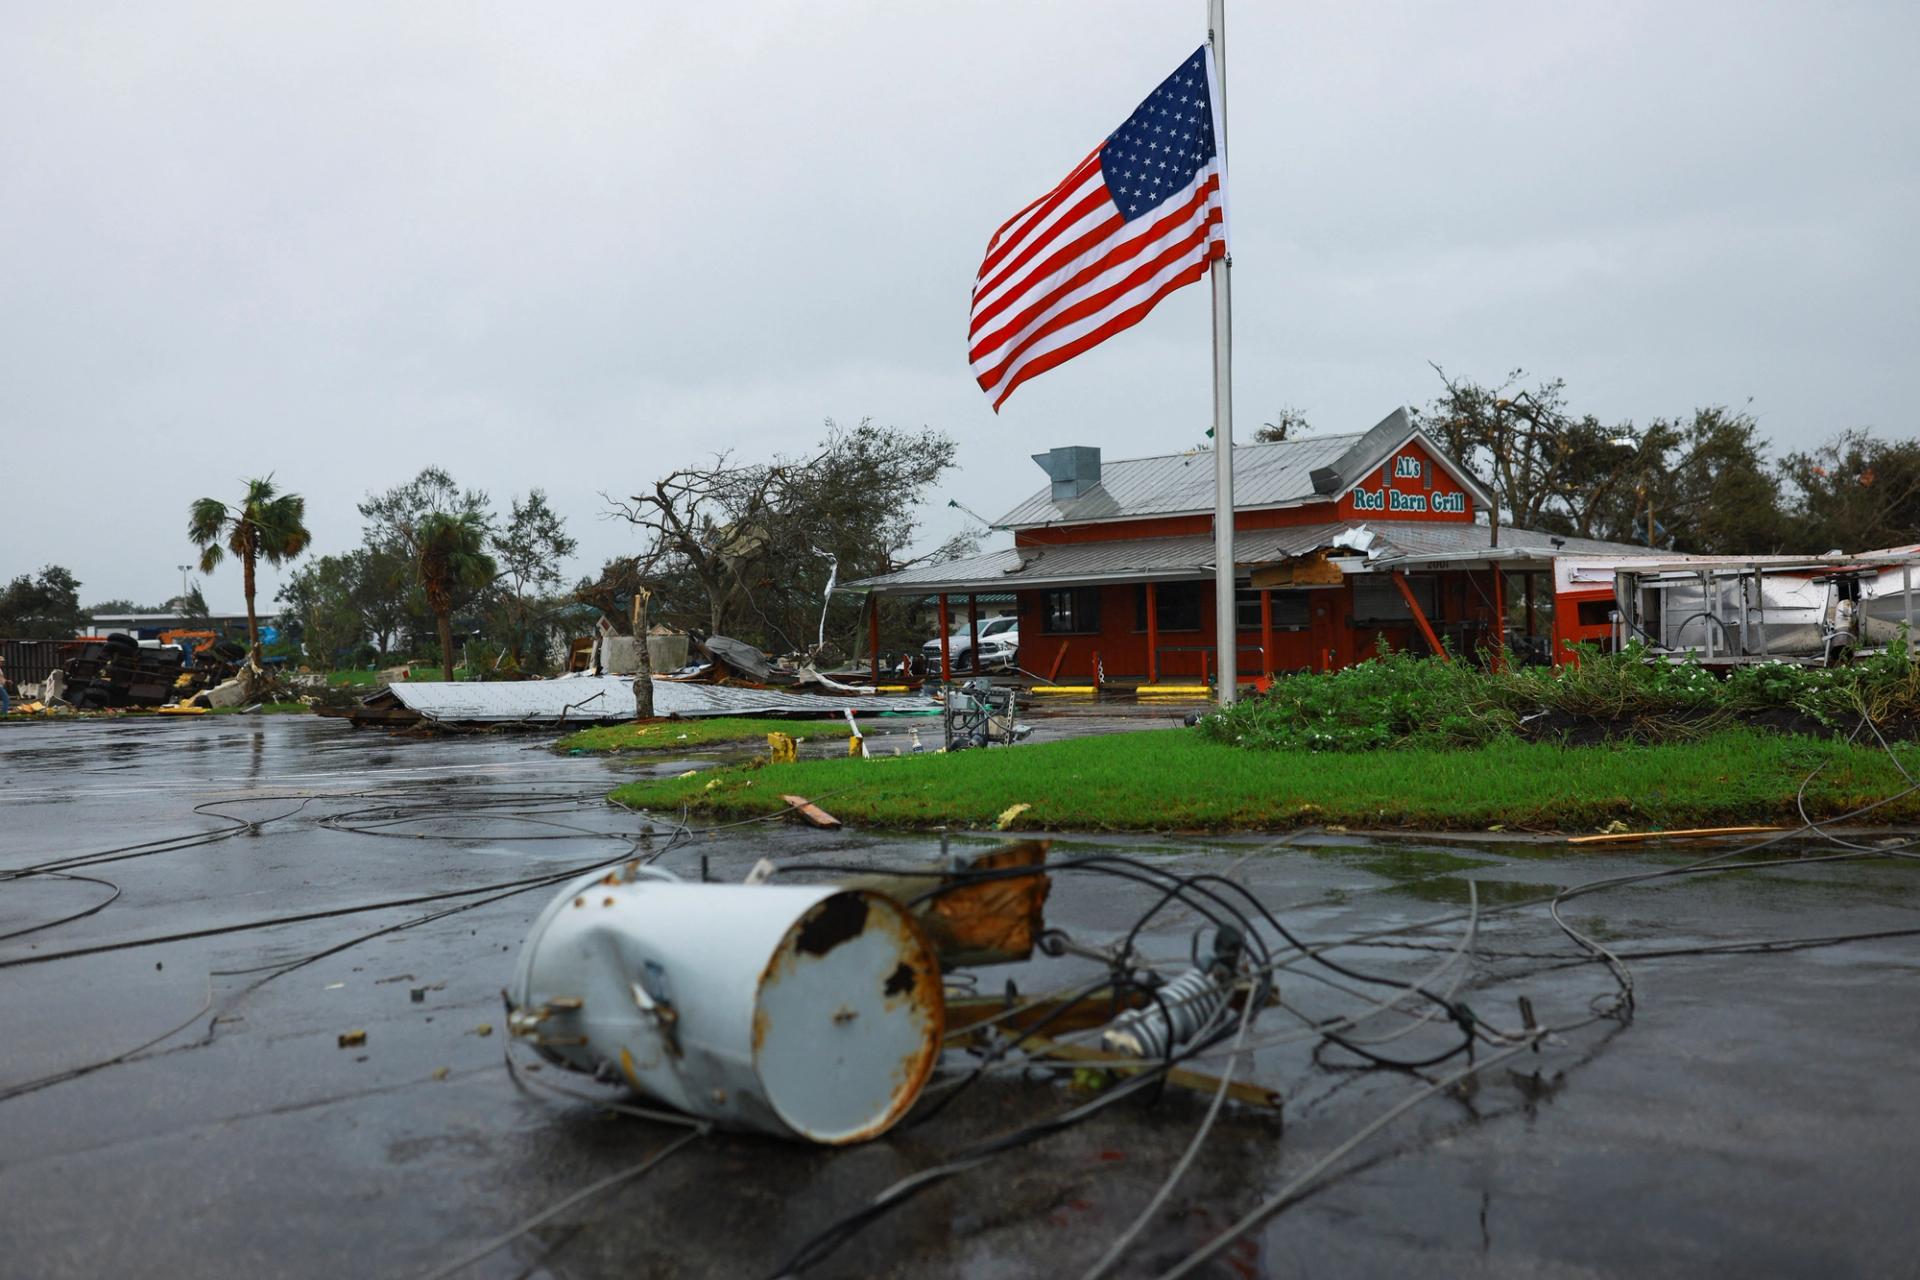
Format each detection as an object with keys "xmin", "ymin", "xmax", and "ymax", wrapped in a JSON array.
[
  {"xmin": 945, "ymin": 979, "xmax": 1271, "ymax": 1038},
  {"xmin": 1020, "ymin": 1031, "xmax": 1283, "ymax": 1113},
  {"xmin": 945, "ymin": 976, "xmax": 1280, "ymax": 1111},
  {"xmin": 944, "ymin": 985, "xmax": 1152, "ymax": 1036}
]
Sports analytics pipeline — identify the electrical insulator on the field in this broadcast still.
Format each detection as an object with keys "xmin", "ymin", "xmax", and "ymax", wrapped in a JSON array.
[{"xmin": 1101, "ymin": 968, "xmax": 1229, "ymax": 1060}]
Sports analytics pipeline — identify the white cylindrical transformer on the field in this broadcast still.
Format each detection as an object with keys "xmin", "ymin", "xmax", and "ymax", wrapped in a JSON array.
[{"xmin": 508, "ymin": 865, "xmax": 945, "ymax": 1145}]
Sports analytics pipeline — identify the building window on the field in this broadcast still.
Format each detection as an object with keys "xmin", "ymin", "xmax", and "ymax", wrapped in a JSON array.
[
  {"xmin": 1236, "ymin": 589, "xmax": 1311, "ymax": 630},
  {"xmin": 1353, "ymin": 576, "xmax": 1439, "ymax": 624},
  {"xmin": 1043, "ymin": 587, "xmax": 1102, "ymax": 634},
  {"xmin": 1576, "ymin": 599, "xmax": 1614, "ymax": 627},
  {"xmin": 1131, "ymin": 582, "xmax": 1203, "ymax": 632}
]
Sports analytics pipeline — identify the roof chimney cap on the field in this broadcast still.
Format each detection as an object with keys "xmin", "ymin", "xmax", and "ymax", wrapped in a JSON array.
[{"xmin": 1031, "ymin": 446, "xmax": 1103, "ymax": 501}]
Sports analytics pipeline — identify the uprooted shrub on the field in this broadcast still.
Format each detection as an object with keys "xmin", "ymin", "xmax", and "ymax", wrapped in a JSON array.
[{"xmin": 1196, "ymin": 636, "xmax": 1920, "ymax": 753}]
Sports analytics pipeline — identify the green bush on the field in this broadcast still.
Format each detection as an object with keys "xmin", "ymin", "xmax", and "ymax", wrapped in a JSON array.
[{"xmin": 1199, "ymin": 635, "xmax": 1918, "ymax": 753}]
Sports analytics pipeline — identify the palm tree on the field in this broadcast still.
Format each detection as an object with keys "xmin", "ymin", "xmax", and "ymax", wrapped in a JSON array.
[
  {"xmin": 188, "ymin": 476, "xmax": 311, "ymax": 658},
  {"xmin": 416, "ymin": 511, "xmax": 496, "ymax": 680}
]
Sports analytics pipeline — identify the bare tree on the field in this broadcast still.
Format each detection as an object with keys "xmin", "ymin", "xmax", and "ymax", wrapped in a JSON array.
[
  {"xmin": 1421, "ymin": 365, "xmax": 1649, "ymax": 545},
  {"xmin": 606, "ymin": 451, "xmax": 793, "ymax": 639},
  {"xmin": 605, "ymin": 420, "xmax": 961, "ymax": 658}
]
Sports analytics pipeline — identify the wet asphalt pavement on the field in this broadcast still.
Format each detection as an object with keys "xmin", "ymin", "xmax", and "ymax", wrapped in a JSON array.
[{"xmin": 3, "ymin": 715, "xmax": 1919, "ymax": 1279}]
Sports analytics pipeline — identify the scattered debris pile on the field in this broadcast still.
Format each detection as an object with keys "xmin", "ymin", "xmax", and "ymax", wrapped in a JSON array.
[
  {"xmin": 696, "ymin": 634, "xmax": 774, "ymax": 683},
  {"xmin": 57, "ymin": 635, "xmax": 173, "ymax": 709},
  {"xmin": 338, "ymin": 629, "xmax": 963, "ymax": 731},
  {"xmin": 15, "ymin": 632, "xmax": 298, "ymax": 715},
  {"xmin": 578, "ymin": 627, "xmax": 911, "ymax": 695}
]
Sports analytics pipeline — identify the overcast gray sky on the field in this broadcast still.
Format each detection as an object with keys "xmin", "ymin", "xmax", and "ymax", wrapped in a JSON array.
[{"xmin": 4, "ymin": 1, "xmax": 1915, "ymax": 612}]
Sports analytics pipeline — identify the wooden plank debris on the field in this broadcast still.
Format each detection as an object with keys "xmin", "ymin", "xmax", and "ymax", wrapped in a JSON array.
[
  {"xmin": 1023, "ymin": 1032, "xmax": 1284, "ymax": 1112},
  {"xmin": 1568, "ymin": 824, "xmax": 1782, "ymax": 845},
  {"xmin": 780, "ymin": 794, "xmax": 842, "ymax": 829}
]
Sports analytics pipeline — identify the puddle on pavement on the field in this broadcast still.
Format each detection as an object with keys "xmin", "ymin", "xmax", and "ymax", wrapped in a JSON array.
[
  {"xmin": 1390, "ymin": 876, "xmax": 1564, "ymax": 907},
  {"xmin": 1304, "ymin": 844, "xmax": 1567, "ymax": 906}
]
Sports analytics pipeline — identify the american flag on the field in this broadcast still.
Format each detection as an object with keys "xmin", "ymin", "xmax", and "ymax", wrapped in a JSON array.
[{"xmin": 970, "ymin": 46, "xmax": 1227, "ymax": 411}]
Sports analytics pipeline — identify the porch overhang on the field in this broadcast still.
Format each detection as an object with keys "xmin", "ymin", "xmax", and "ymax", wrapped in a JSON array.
[{"xmin": 844, "ymin": 521, "xmax": 1651, "ymax": 600}]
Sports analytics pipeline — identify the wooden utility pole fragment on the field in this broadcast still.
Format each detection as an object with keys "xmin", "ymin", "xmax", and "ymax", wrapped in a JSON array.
[{"xmin": 631, "ymin": 585, "xmax": 653, "ymax": 719}]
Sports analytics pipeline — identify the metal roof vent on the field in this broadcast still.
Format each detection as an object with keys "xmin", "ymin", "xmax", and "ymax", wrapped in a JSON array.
[{"xmin": 1032, "ymin": 446, "xmax": 1102, "ymax": 501}]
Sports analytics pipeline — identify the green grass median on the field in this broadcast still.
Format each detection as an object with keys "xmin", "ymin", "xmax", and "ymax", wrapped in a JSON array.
[
  {"xmin": 605, "ymin": 727, "xmax": 1920, "ymax": 833},
  {"xmin": 558, "ymin": 718, "xmax": 846, "ymax": 754}
]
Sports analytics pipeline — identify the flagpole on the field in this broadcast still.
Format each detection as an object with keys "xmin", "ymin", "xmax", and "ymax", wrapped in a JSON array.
[{"xmin": 1208, "ymin": 0, "xmax": 1238, "ymax": 705}]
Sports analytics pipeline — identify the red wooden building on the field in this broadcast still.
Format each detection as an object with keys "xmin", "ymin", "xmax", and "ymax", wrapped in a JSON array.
[{"xmin": 849, "ymin": 409, "xmax": 1648, "ymax": 686}]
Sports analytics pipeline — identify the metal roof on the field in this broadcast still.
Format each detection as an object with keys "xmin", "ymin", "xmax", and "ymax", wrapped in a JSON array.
[
  {"xmin": 382, "ymin": 677, "xmax": 938, "ymax": 724},
  {"xmin": 993, "ymin": 433, "xmax": 1362, "ymax": 529},
  {"xmin": 1308, "ymin": 411, "xmax": 1494, "ymax": 507},
  {"xmin": 847, "ymin": 522, "xmax": 1650, "ymax": 595},
  {"xmin": 989, "ymin": 408, "xmax": 1495, "ymax": 530}
]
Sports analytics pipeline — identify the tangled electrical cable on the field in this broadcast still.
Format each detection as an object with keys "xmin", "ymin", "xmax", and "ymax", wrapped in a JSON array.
[
  {"xmin": 0, "ymin": 784, "xmax": 669, "ymax": 1101},
  {"xmin": 746, "ymin": 849, "xmax": 1517, "ymax": 1278},
  {"xmin": 746, "ymin": 710, "xmax": 1920, "ymax": 1279},
  {"xmin": 0, "ymin": 780, "xmax": 855, "ymax": 1107},
  {"xmin": 9, "ymin": 712, "xmax": 1918, "ymax": 1280}
]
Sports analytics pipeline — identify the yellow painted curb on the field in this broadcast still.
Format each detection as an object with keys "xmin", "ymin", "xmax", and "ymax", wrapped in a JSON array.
[{"xmin": 1032, "ymin": 685, "xmax": 1098, "ymax": 696}]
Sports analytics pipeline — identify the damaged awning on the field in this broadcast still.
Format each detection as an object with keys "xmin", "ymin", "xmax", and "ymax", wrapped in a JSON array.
[{"xmin": 844, "ymin": 522, "xmax": 1649, "ymax": 597}]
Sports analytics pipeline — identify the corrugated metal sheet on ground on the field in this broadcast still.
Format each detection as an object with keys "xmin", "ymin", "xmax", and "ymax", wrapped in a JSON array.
[{"xmin": 383, "ymin": 677, "xmax": 938, "ymax": 724}]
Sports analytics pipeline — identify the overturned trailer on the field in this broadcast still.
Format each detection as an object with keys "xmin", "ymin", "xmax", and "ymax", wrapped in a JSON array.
[{"xmin": 1607, "ymin": 548, "xmax": 1919, "ymax": 665}]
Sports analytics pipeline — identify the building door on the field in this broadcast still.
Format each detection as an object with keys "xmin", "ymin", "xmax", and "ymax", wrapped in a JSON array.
[{"xmin": 1309, "ymin": 593, "xmax": 1338, "ymax": 673}]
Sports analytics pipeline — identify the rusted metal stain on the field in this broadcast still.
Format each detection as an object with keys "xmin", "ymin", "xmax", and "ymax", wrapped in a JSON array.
[
  {"xmin": 867, "ymin": 900, "xmax": 944, "ymax": 1140},
  {"xmin": 795, "ymin": 893, "xmax": 870, "ymax": 956},
  {"xmin": 745, "ymin": 889, "xmax": 945, "ymax": 1144},
  {"xmin": 927, "ymin": 839, "xmax": 1052, "ymax": 963},
  {"xmin": 750, "ymin": 1005, "xmax": 773, "ymax": 1056}
]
